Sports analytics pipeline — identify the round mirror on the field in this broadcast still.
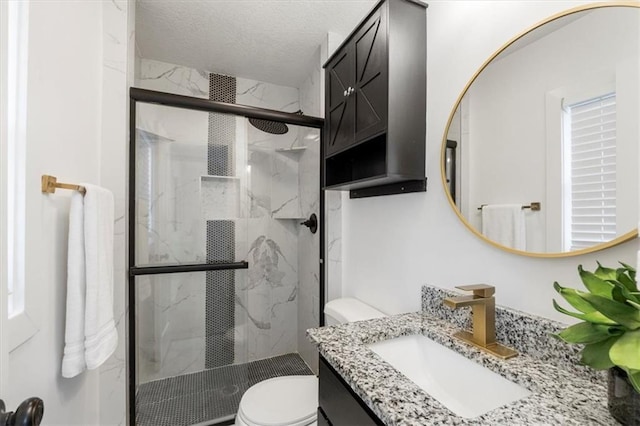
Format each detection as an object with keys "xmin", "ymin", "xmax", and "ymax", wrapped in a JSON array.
[{"xmin": 442, "ymin": 4, "xmax": 640, "ymax": 257}]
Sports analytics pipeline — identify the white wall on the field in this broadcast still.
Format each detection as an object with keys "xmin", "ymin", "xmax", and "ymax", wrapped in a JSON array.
[
  {"xmin": 1, "ymin": 1, "xmax": 131, "ymax": 425},
  {"xmin": 341, "ymin": 1, "xmax": 639, "ymax": 322},
  {"xmin": 4, "ymin": 2, "xmax": 103, "ymax": 424}
]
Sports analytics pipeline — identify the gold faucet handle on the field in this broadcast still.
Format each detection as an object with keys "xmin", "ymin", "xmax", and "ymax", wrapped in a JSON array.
[{"xmin": 455, "ymin": 284, "xmax": 495, "ymax": 298}]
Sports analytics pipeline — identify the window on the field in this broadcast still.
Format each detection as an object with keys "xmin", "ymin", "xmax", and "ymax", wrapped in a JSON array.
[
  {"xmin": 5, "ymin": 1, "xmax": 29, "ymax": 317},
  {"xmin": 563, "ymin": 93, "xmax": 617, "ymax": 251}
]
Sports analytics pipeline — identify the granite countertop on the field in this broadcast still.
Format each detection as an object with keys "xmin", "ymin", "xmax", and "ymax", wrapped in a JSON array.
[{"xmin": 307, "ymin": 311, "xmax": 618, "ymax": 425}]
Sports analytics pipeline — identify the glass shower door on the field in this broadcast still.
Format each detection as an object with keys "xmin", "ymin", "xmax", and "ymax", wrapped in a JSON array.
[
  {"xmin": 133, "ymin": 102, "xmax": 251, "ymax": 425},
  {"xmin": 129, "ymin": 88, "xmax": 323, "ymax": 426}
]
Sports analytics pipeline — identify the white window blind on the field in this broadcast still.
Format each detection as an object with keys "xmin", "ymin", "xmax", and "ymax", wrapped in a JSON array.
[{"xmin": 565, "ymin": 93, "xmax": 616, "ymax": 251}]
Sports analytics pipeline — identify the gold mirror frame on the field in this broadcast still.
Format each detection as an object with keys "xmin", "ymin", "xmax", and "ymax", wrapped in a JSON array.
[{"xmin": 440, "ymin": 2, "xmax": 640, "ymax": 259}]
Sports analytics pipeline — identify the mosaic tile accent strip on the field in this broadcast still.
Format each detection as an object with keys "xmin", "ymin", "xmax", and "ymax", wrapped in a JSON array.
[
  {"xmin": 307, "ymin": 312, "xmax": 617, "ymax": 425},
  {"xmin": 421, "ymin": 284, "xmax": 601, "ymax": 381},
  {"xmin": 136, "ymin": 353, "xmax": 313, "ymax": 426},
  {"xmin": 210, "ymin": 74, "xmax": 236, "ymax": 104},
  {"xmin": 205, "ymin": 221, "xmax": 236, "ymax": 368},
  {"xmin": 205, "ymin": 73, "xmax": 237, "ymax": 369},
  {"xmin": 207, "ymin": 118, "xmax": 234, "ymax": 177},
  {"xmin": 207, "ymin": 74, "xmax": 236, "ymax": 177},
  {"xmin": 207, "ymin": 143, "xmax": 230, "ymax": 177}
]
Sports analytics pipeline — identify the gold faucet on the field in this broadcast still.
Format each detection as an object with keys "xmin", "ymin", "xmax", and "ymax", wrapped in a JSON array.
[{"xmin": 443, "ymin": 284, "xmax": 518, "ymax": 359}]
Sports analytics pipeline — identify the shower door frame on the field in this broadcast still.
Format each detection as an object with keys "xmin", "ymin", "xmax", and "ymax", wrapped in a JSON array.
[{"xmin": 127, "ymin": 87, "xmax": 325, "ymax": 425}]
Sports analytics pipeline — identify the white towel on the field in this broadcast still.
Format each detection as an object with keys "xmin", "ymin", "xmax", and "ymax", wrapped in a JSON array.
[
  {"xmin": 481, "ymin": 204, "xmax": 526, "ymax": 250},
  {"xmin": 62, "ymin": 184, "xmax": 117, "ymax": 377},
  {"xmin": 62, "ymin": 191, "xmax": 87, "ymax": 378}
]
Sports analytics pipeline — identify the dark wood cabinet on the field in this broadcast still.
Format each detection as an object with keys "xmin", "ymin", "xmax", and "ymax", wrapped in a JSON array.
[
  {"xmin": 323, "ymin": 0, "xmax": 427, "ymax": 197},
  {"xmin": 317, "ymin": 407, "xmax": 331, "ymax": 426},
  {"xmin": 326, "ymin": 7, "xmax": 388, "ymax": 156},
  {"xmin": 326, "ymin": 48, "xmax": 355, "ymax": 156},
  {"xmin": 318, "ymin": 356, "xmax": 383, "ymax": 425}
]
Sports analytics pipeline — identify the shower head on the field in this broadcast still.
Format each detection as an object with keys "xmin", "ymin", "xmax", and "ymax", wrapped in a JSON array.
[
  {"xmin": 248, "ymin": 110, "xmax": 303, "ymax": 135},
  {"xmin": 248, "ymin": 118, "xmax": 289, "ymax": 135}
]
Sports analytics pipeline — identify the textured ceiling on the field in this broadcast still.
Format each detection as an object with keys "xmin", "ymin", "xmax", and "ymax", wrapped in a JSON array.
[{"xmin": 136, "ymin": 0, "xmax": 377, "ymax": 87}]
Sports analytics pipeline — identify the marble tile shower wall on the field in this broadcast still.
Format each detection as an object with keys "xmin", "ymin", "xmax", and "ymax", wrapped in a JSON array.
[
  {"xmin": 98, "ymin": 2, "xmax": 131, "ymax": 425},
  {"xmin": 135, "ymin": 60, "xmax": 211, "ymax": 384},
  {"xmin": 239, "ymin": 78, "xmax": 303, "ymax": 363},
  {"xmin": 135, "ymin": 58, "xmax": 317, "ymax": 381}
]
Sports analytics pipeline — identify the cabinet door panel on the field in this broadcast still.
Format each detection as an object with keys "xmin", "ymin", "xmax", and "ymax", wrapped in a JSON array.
[
  {"xmin": 328, "ymin": 102, "xmax": 353, "ymax": 156},
  {"xmin": 329, "ymin": 51, "xmax": 352, "ymax": 109},
  {"xmin": 356, "ymin": 72, "xmax": 385, "ymax": 133},
  {"xmin": 355, "ymin": 12, "xmax": 383, "ymax": 84},
  {"xmin": 317, "ymin": 408, "xmax": 331, "ymax": 426},
  {"xmin": 354, "ymin": 9, "xmax": 387, "ymax": 141},
  {"xmin": 326, "ymin": 49, "xmax": 355, "ymax": 156},
  {"xmin": 319, "ymin": 357, "xmax": 381, "ymax": 425}
]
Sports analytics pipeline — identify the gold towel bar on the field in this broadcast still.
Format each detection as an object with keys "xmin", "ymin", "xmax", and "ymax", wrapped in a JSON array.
[
  {"xmin": 41, "ymin": 175, "xmax": 86, "ymax": 195},
  {"xmin": 477, "ymin": 202, "xmax": 541, "ymax": 211}
]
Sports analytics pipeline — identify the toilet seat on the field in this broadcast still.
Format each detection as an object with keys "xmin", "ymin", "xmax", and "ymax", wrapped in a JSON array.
[{"xmin": 236, "ymin": 375, "xmax": 318, "ymax": 426}]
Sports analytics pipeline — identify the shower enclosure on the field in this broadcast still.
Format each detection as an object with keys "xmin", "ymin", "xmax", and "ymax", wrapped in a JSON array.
[{"xmin": 128, "ymin": 88, "xmax": 324, "ymax": 426}]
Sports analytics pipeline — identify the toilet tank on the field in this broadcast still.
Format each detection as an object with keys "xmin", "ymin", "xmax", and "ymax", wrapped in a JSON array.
[{"xmin": 324, "ymin": 298, "xmax": 386, "ymax": 326}]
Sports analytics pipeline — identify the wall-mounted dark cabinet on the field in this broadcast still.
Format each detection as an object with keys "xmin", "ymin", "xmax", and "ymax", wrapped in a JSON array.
[{"xmin": 323, "ymin": 0, "xmax": 427, "ymax": 198}]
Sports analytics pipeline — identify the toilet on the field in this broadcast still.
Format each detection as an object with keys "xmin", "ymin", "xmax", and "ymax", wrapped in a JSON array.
[{"xmin": 235, "ymin": 298, "xmax": 386, "ymax": 426}]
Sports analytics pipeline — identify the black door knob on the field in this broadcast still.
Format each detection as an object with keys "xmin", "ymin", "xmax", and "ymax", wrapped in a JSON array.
[{"xmin": 0, "ymin": 398, "xmax": 44, "ymax": 426}]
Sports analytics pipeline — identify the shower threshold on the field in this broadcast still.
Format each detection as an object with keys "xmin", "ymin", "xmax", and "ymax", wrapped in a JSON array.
[{"xmin": 135, "ymin": 353, "xmax": 313, "ymax": 426}]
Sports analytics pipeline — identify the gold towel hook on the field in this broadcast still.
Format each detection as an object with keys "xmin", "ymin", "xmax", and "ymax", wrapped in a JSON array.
[{"xmin": 41, "ymin": 175, "xmax": 86, "ymax": 195}]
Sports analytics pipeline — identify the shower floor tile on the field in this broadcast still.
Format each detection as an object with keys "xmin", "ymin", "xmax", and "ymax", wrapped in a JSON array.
[{"xmin": 136, "ymin": 353, "xmax": 313, "ymax": 426}]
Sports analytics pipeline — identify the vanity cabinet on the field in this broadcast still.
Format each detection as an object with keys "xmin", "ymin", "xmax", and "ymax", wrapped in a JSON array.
[
  {"xmin": 324, "ymin": 0, "xmax": 427, "ymax": 198},
  {"xmin": 318, "ymin": 356, "xmax": 383, "ymax": 425}
]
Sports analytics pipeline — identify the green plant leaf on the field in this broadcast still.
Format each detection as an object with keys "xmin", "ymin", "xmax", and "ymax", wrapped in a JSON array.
[
  {"xmin": 553, "ymin": 299, "xmax": 616, "ymax": 325},
  {"xmin": 579, "ymin": 265, "xmax": 615, "ymax": 299},
  {"xmin": 609, "ymin": 280, "xmax": 640, "ymax": 304},
  {"xmin": 619, "ymin": 262, "xmax": 637, "ymax": 281},
  {"xmin": 628, "ymin": 300, "xmax": 640, "ymax": 311},
  {"xmin": 596, "ymin": 262, "xmax": 618, "ymax": 280},
  {"xmin": 609, "ymin": 282, "xmax": 629, "ymax": 304},
  {"xmin": 581, "ymin": 336, "xmax": 619, "ymax": 369},
  {"xmin": 615, "ymin": 269, "xmax": 638, "ymax": 293},
  {"xmin": 555, "ymin": 322, "xmax": 623, "ymax": 344},
  {"xmin": 610, "ymin": 330, "xmax": 640, "ymax": 370},
  {"xmin": 553, "ymin": 282, "xmax": 597, "ymax": 314},
  {"xmin": 579, "ymin": 293, "xmax": 640, "ymax": 329},
  {"xmin": 625, "ymin": 369, "xmax": 640, "ymax": 393}
]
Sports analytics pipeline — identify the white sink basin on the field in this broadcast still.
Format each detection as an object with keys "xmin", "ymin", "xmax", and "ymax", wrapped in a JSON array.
[{"xmin": 367, "ymin": 334, "xmax": 531, "ymax": 419}]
